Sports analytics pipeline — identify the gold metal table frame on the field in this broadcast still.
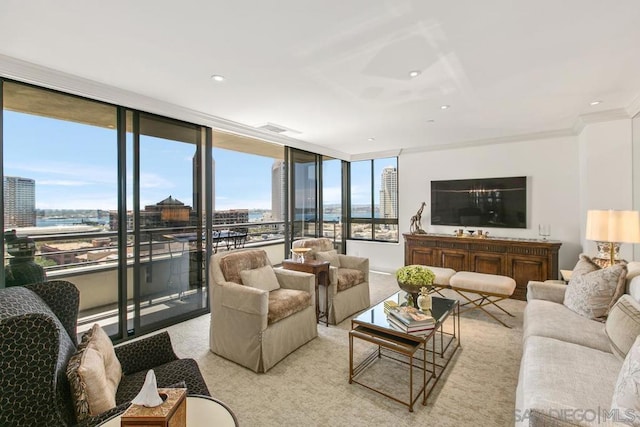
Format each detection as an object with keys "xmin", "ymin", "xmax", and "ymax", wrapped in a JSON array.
[{"xmin": 348, "ymin": 294, "xmax": 460, "ymax": 412}]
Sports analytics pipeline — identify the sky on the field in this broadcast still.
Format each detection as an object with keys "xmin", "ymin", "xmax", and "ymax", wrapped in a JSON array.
[{"xmin": 4, "ymin": 110, "xmax": 395, "ymax": 211}]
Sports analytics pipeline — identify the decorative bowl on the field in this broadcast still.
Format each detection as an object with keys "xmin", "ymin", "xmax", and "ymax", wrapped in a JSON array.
[
  {"xmin": 291, "ymin": 247, "xmax": 311, "ymax": 263},
  {"xmin": 291, "ymin": 247, "xmax": 312, "ymax": 254}
]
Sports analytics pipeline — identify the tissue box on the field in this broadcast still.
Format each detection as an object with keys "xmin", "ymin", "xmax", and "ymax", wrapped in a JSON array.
[{"xmin": 121, "ymin": 388, "xmax": 186, "ymax": 427}]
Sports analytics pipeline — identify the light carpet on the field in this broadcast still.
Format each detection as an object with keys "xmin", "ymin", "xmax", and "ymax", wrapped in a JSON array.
[{"xmin": 164, "ymin": 271, "xmax": 525, "ymax": 426}]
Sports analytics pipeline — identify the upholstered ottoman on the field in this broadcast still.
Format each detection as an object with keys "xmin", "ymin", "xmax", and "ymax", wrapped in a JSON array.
[
  {"xmin": 421, "ymin": 266, "xmax": 457, "ymax": 298},
  {"xmin": 427, "ymin": 266, "xmax": 457, "ymax": 287},
  {"xmin": 449, "ymin": 271, "xmax": 516, "ymax": 327}
]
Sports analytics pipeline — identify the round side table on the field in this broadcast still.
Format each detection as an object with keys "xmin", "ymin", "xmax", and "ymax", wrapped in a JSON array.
[{"xmin": 99, "ymin": 395, "xmax": 239, "ymax": 427}]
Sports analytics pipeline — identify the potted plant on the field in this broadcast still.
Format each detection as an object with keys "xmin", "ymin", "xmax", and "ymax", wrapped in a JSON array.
[{"xmin": 395, "ymin": 265, "xmax": 435, "ymax": 309}]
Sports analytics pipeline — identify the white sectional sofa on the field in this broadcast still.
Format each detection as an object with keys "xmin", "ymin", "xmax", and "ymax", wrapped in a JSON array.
[{"xmin": 516, "ymin": 261, "xmax": 640, "ymax": 426}]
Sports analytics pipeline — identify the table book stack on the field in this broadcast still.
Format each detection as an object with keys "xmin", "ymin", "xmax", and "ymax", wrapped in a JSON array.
[{"xmin": 386, "ymin": 305, "xmax": 435, "ymax": 335}]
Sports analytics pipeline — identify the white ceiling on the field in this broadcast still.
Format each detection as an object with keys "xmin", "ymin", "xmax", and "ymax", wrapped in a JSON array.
[{"xmin": 1, "ymin": 0, "xmax": 640, "ymax": 157}]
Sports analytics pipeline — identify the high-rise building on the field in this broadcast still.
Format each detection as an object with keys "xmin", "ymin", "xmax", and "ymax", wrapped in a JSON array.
[
  {"xmin": 271, "ymin": 160, "xmax": 286, "ymax": 221},
  {"xmin": 380, "ymin": 166, "xmax": 397, "ymax": 219},
  {"xmin": 4, "ymin": 176, "xmax": 36, "ymax": 228}
]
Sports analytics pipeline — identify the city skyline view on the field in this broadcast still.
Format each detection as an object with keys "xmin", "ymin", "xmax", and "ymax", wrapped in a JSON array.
[
  {"xmin": 4, "ymin": 110, "xmax": 394, "ymax": 214},
  {"xmin": 0, "ymin": 77, "xmax": 401, "ymax": 353}
]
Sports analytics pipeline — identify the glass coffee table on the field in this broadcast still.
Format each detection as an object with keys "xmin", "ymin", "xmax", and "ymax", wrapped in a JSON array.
[{"xmin": 349, "ymin": 292, "xmax": 460, "ymax": 412}]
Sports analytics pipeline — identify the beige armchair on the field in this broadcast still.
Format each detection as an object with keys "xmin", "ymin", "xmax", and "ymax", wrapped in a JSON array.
[
  {"xmin": 209, "ymin": 249, "xmax": 317, "ymax": 373},
  {"xmin": 292, "ymin": 238, "xmax": 370, "ymax": 325}
]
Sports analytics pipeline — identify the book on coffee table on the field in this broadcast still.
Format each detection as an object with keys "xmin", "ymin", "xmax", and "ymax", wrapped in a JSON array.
[
  {"xmin": 388, "ymin": 306, "xmax": 434, "ymax": 327},
  {"xmin": 387, "ymin": 314, "xmax": 435, "ymax": 334}
]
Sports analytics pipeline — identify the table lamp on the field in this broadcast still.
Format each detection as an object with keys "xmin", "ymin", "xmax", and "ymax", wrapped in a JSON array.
[{"xmin": 585, "ymin": 210, "xmax": 640, "ymax": 267}]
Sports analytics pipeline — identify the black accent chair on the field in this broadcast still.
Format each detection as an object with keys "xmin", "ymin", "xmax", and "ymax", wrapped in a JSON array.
[{"xmin": 0, "ymin": 280, "xmax": 210, "ymax": 427}]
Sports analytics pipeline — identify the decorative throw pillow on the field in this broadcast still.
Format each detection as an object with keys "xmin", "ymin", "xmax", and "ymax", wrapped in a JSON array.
[
  {"xmin": 574, "ymin": 253, "xmax": 602, "ymax": 275},
  {"xmin": 315, "ymin": 250, "xmax": 341, "ymax": 268},
  {"xmin": 611, "ymin": 335, "xmax": 640, "ymax": 424},
  {"xmin": 606, "ymin": 295, "xmax": 640, "ymax": 361},
  {"xmin": 563, "ymin": 254, "xmax": 628, "ymax": 320},
  {"xmin": 67, "ymin": 324, "xmax": 122, "ymax": 422},
  {"xmin": 240, "ymin": 265, "xmax": 280, "ymax": 292}
]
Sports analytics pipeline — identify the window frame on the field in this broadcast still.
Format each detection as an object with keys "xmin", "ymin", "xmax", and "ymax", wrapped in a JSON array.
[{"xmin": 346, "ymin": 157, "xmax": 399, "ymax": 243}]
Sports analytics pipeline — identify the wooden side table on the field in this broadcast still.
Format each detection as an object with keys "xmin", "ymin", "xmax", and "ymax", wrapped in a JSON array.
[{"xmin": 282, "ymin": 259, "xmax": 330, "ymax": 326}]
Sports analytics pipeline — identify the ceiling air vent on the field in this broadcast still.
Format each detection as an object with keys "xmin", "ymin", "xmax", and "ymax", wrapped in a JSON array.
[{"xmin": 256, "ymin": 122, "xmax": 301, "ymax": 135}]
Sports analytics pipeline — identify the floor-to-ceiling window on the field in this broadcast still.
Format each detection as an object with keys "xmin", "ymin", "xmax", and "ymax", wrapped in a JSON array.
[
  {"xmin": 348, "ymin": 157, "xmax": 398, "ymax": 242},
  {"xmin": 288, "ymin": 149, "xmax": 318, "ymax": 241},
  {"xmin": 322, "ymin": 156, "xmax": 343, "ymax": 252},
  {"xmin": 1, "ymin": 78, "xmax": 359, "ymax": 340},
  {"xmin": 2, "ymin": 81, "xmax": 122, "ymax": 337},
  {"xmin": 286, "ymin": 148, "xmax": 345, "ymax": 253},
  {"xmin": 128, "ymin": 112, "xmax": 207, "ymax": 333},
  {"xmin": 212, "ymin": 130, "xmax": 286, "ymax": 261},
  {"xmin": 1, "ymin": 80, "xmax": 209, "ymax": 341}
]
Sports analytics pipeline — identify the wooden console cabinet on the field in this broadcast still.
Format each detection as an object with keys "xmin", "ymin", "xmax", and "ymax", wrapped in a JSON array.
[{"xmin": 403, "ymin": 233, "xmax": 561, "ymax": 300}]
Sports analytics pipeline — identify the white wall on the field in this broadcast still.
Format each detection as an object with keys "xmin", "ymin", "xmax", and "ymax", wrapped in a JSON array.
[
  {"xmin": 349, "ymin": 135, "xmax": 583, "ymax": 273},
  {"xmin": 578, "ymin": 119, "xmax": 634, "ymax": 260},
  {"xmin": 633, "ymin": 114, "xmax": 640, "ymax": 260}
]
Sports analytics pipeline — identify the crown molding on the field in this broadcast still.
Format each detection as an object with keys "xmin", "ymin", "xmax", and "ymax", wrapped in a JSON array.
[
  {"xmin": 573, "ymin": 108, "xmax": 631, "ymax": 134},
  {"xmin": 3, "ymin": 54, "xmax": 638, "ymax": 163},
  {"xmin": 400, "ymin": 128, "xmax": 575, "ymax": 155},
  {"xmin": 349, "ymin": 149, "xmax": 403, "ymax": 161},
  {"xmin": 627, "ymin": 94, "xmax": 640, "ymax": 119},
  {"xmin": 0, "ymin": 54, "xmax": 350, "ymax": 161}
]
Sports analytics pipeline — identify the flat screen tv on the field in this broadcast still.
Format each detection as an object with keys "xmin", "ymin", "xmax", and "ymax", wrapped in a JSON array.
[{"xmin": 430, "ymin": 176, "xmax": 527, "ymax": 228}]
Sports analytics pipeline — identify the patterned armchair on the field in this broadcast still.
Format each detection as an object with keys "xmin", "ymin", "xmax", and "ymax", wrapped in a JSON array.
[
  {"xmin": 292, "ymin": 238, "xmax": 370, "ymax": 324},
  {"xmin": 0, "ymin": 280, "xmax": 210, "ymax": 427},
  {"xmin": 209, "ymin": 249, "xmax": 318, "ymax": 372}
]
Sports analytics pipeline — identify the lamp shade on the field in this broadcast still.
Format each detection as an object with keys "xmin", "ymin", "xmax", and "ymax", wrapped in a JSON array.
[{"xmin": 585, "ymin": 210, "xmax": 640, "ymax": 243}]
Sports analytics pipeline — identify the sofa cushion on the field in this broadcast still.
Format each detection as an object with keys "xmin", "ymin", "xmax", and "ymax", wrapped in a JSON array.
[
  {"xmin": 628, "ymin": 275, "xmax": 640, "ymax": 304},
  {"xmin": 67, "ymin": 324, "xmax": 122, "ymax": 421},
  {"xmin": 627, "ymin": 261, "xmax": 640, "ymax": 282},
  {"xmin": 518, "ymin": 336, "xmax": 621, "ymax": 425},
  {"xmin": 240, "ymin": 265, "xmax": 280, "ymax": 292},
  {"xmin": 219, "ymin": 249, "xmax": 270, "ymax": 285},
  {"xmin": 267, "ymin": 288, "xmax": 312, "ymax": 325},
  {"xmin": 564, "ymin": 254, "xmax": 628, "ymax": 320},
  {"xmin": 606, "ymin": 295, "xmax": 640, "ymax": 361},
  {"xmin": 611, "ymin": 335, "xmax": 640, "ymax": 424},
  {"xmin": 524, "ymin": 299, "xmax": 611, "ymax": 353},
  {"xmin": 315, "ymin": 250, "xmax": 341, "ymax": 268},
  {"xmin": 337, "ymin": 268, "xmax": 365, "ymax": 292}
]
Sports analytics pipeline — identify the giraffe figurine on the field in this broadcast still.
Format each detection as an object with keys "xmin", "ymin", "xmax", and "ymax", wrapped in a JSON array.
[{"xmin": 409, "ymin": 202, "xmax": 427, "ymax": 234}]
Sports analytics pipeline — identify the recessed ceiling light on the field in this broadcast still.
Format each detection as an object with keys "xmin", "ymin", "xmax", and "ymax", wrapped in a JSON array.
[
  {"xmin": 210, "ymin": 74, "xmax": 225, "ymax": 82},
  {"xmin": 440, "ymin": 105, "xmax": 450, "ymax": 110},
  {"xmin": 367, "ymin": 137, "xmax": 375, "ymax": 142},
  {"xmin": 408, "ymin": 70, "xmax": 421, "ymax": 78},
  {"xmin": 590, "ymin": 100, "xmax": 602, "ymax": 106}
]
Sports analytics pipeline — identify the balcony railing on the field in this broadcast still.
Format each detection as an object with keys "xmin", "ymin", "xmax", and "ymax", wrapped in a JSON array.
[{"xmin": 9, "ymin": 221, "xmax": 286, "ymax": 274}]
